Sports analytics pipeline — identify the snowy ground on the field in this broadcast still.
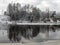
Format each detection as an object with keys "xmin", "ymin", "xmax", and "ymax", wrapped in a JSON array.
[{"xmin": 0, "ymin": 40, "xmax": 60, "ymax": 45}]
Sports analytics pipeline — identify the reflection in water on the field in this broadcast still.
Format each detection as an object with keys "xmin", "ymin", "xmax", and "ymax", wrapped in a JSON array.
[
  {"xmin": 8, "ymin": 25, "xmax": 58, "ymax": 42},
  {"xmin": 8, "ymin": 25, "xmax": 40, "ymax": 42}
]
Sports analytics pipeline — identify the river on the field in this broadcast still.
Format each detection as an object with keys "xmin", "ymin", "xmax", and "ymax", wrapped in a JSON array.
[{"xmin": 0, "ymin": 28, "xmax": 60, "ymax": 43}]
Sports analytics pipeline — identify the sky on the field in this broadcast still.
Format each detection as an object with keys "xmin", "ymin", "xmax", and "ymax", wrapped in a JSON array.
[{"xmin": 0, "ymin": 0, "xmax": 60, "ymax": 14}]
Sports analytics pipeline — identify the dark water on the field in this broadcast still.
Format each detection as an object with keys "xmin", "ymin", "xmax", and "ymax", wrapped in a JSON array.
[{"xmin": 0, "ymin": 28, "xmax": 60, "ymax": 43}]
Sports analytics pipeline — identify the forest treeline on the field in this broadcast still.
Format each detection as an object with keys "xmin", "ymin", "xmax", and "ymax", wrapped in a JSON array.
[{"xmin": 4, "ymin": 3, "xmax": 56, "ymax": 23}]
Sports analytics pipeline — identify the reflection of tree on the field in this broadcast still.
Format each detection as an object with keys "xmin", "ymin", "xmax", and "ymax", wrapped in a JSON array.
[
  {"xmin": 20, "ymin": 25, "xmax": 40, "ymax": 38},
  {"xmin": 8, "ymin": 25, "xmax": 40, "ymax": 40}
]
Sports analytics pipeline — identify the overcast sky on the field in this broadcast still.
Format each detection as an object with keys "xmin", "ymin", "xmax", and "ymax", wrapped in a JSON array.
[{"xmin": 0, "ymin": 0, "xmax": 60, "ymax": 14}]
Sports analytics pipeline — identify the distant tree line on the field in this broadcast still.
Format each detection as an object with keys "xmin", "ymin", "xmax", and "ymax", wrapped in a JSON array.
[
  {"xmin": 4, "ymin": 3, "xmax": 41, "ymax": 23},
  {"xmin": 4, "ymin": 3, "xmax": 56, "ymax": 23}
]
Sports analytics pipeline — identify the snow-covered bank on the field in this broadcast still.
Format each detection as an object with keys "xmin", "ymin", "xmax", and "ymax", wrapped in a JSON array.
[{"xmin": 0, "ymin": 40, "xmax": 60, "ymax": 45}]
